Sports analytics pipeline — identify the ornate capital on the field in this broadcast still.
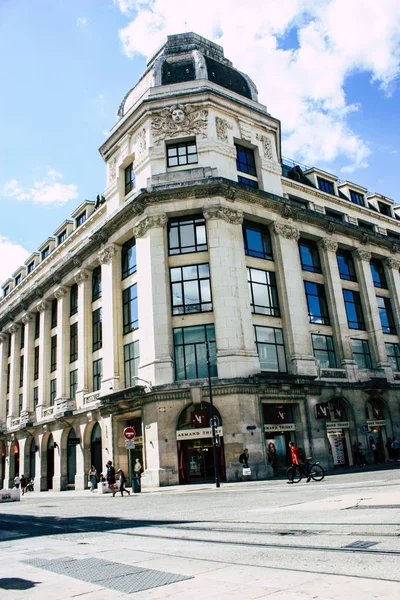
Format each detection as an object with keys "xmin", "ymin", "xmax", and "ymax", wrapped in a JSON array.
[
  {"xmin": 67, "ymin": 251, "xmax": 82, "ymax": 269},
  {"xmin": 256, "ymin": 133, "xmax": 273, "ymax": 159},
  {"xmin": 37, "ymin": 301, "xmax": 49, "ymax": 313},
  {"xmin": 21, "ymin": 312, "xmax": 33, "ymax": 324},
  {"xmin": 74, "ymin": 269, "xmax": 90, "ymax": 285},
  {"xmin": 273, "ymin": 222, "xmax": 300, "ymax": 241},
  {"xmin": 109, "ymin": 156, "xmax": 117, "ymax": 181},
  {"xmin": 6, "ymin": 323, "xmax": 18, "ymax": 335},
  {"xmin": 54, "ymin": 286, "xmax": 68, "ymax": 300},
  {"xmin": 0, "ymin": 332, "xmax": 9, "ymax": 343},
  {"xmin": 203, "ymin": 206, "xmax": 243, "ymax": 225},
  {"xmin": 133, "ymin": 214, "xmax": 167, "ymax": 238},
  {"xmin": 354, "ymin": 249, "xmax": 371, "ymax": 262},
  {"xmin": 215, "ymin": 117, "xmax": 232, "ymax": 142},
  {"xmin": 151, "ymin": 103, "xmax": 208, "ymax": 145},
  {"xmin": 384, "ymin": 257, "xmax": 400, "ymax": 270},
  {"xmin": 319, "ymin": 238, "xmax": 338, "ymax": 253},
  {"xmin": 98, "ymin": 245, "xmax": 117, "ymax": 265}
]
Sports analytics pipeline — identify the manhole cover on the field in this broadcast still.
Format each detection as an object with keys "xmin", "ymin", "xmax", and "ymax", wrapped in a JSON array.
[{"xmin": 344, "ymin": 540, "xmax": 378, "ymax": 549}]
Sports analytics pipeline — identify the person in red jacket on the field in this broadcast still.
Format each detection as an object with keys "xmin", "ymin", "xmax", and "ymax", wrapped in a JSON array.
[{"xmin": 288, "ymin": 441, "xmax": 303, "ymax": 483}]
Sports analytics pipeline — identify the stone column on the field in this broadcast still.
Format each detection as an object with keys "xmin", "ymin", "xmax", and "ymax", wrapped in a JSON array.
[
  {"xmin": 135, "ymin": 214, "xmax": 174, "ymax": 385},
  {"xmin": 54, "ymin": 286, "xmax": 69, "ymax": 401},
  {"xmin": 0, "ymin": 333, "xmax": 9, "ymax": 426},
  {"xmin": 6, "ymin": 323, "xmax": 19, "ymax": 423},
  {"xmin": 74, "ymin": 270, "xmax": 90, "ymax": 405},
  {"xmin": 384, "ymin": 257, "xmax": 400, "ymax": 340},
  {"xmin": 52, "ymin": 428, "xmax": 63, "ymax": 491},
  {"xmin": 99, "ymin": 244, "xmax": 123, "ymax": 395},
  {"xmin": 18, "ymin": 437, "xmax": 28, "ymax": 481},
  {"xmin": 3, "ymin": 439, "xmax": 12, "ymax": 488},
  {"xmin": 35, "ymin": 431, "xmax": 47, "ymax": 491},
  {"xmin": 353, "ymin": 249, "xmax": 390, "ymax": 373},
  {"xmin": 75, "ymin": 422, "xmax": 86, "ymax": 491},
  {"xmin": 21, "ymin": 313, "xmax": 34, "ymax": 415},
  {"xmin": 203, "ymin": 206, "xmax": 260, "ymax": 378},
  {"xmin": 37, "ymin": 301, "xmax": 51, "ymax": 410},
  {"xmin": 272, "ymin": 222, "xmax": 317, "ymax": 377}
]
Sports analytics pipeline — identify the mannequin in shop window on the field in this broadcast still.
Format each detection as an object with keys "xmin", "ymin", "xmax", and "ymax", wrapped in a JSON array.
[{"xmin": 267, "ymin": 442, "xmax": 278, "ymax": 476}]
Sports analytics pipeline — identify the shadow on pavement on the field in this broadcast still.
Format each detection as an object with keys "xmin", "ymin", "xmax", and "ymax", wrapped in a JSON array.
[{"xmin": 0, "ymin": 578, "xmax": 40, "ymax": 590}]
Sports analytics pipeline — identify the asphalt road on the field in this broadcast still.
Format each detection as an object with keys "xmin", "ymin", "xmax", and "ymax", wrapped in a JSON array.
[{"xmin": 1, "ymin": 468, "xmax": 400, "ymax": 598}]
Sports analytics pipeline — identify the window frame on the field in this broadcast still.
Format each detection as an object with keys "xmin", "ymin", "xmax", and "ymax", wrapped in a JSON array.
[
  {"xmin": 168, "ymin": 215, "xmax": 207, "ymax": 256},
  {"xmin": 311, "ymin": 334, "xmax": 336, "ymax": 368},
  {"xmin": 93, "ymin": 358, "xmax": 103, "ymax": 392},
  {"xmin": 370, "ymin": 259, "xmax": 387, "ymax": 289},
  {"xmin": 336, "ymin": 249, "xmax": 357, "ymax": 282},
  {"xmin": 92, "ymin": 307, "xmax": 103, "ymax": 351},
  {"xmin": 50, "ymin": 379, "xmax": 57, "ymax": 406},
  {"xmin": 27, "ymin": 261, "xmax": 35, "ymax": 274},
  {"xmin": 33, "ymin": 386, "xmax": 38, "ymax": 407},
  {"xmin": 254, "ymin": 325, "xmax": 287, "ymax": 373},
  {"xmin": 173, "ymin": 324, "xmax": 217, "ymax": 381},
  {"xmin": 121, "ymin": 237, "xmax": 137, "ymax": 279},
  {"xmin": 57, "ymin": 230, "xmax": 67, "ymax": 245},
  {"xmin": 41, "ymin": 246, "xmax": 50, "ymax": 260},
  {"xmin": 69, "ymin": 369, "xmax": 78, "ymax": 399},
  {"xmin": 304, "ymin": 281, "xmax": 330, "ymax": 326},
  {"xmin": 20, "ymin": 323, "xmax": 25, "ymax": 349},
  {"xmin": 170, "ymin": 263, "xmax": 212, "ymax": 316},
  {"xmin": 343, "ymin": 289, "xmax": 366, "ymax": 330},
  {"xmin": 124, "ymin": 163, "xmax": 136, "ymax": 195},
  {"xmin": 92, "ymin": 266, "xmax": 102, "ymax": 301},
  {"xmin": 70, "ymin": 322, "xmax": 78, "ymax": 363},
  {"xmin": 242, "ymin": 221, "xmax": 273, "ymax": 260},
  {"xmin": 34, "ymin": 312, "xmax": 40, "ymax": 339},
  {"xmin": 122, "ymin": 284, "xmax": 138, "ymax": 335},
  {"xmin": 349, "ymin": 190, "xmax": 365, "ymax": 206},
  {"xmin": 76, "ymin": 211, "xmax": 86, "ymax": 227},
  {"xmin": 70, "ymin": 284, "xmax": 78, "ymax": 316},
  {"xmin": 34, "ymin": 346, "xmax": 39, "ymax": 380},
  {"xmin": 386, "ymin": 342, "xmax": 400, "ymax": 372},
  {"xmin": 248, "ymin": 267, "xmax": 280, "ymax": 316},
  {"xmin": 298, "ymin": 238, "xmax": 322, "ymax": 273},
  {"xmin": 167, "ymin": 140, "xmax": 198, "ymax": 167},
  {"xmin": 317, "ymin": 178, "xmax": 335, "ymax": 195},
  {"xmin": 124, "ymin": 340, "xmax": 140, "ymax": 388},
  {"xmin": 19, "ymin": 355, "xmax": 24, "ymax": 388},
  {"xmin": 50, "ymin": 335, "xmax": 57, "ymax": 372},
  {"xmin": 51, "ymin": 298, "xmax": 58, "ymax": 329},
  {"xmin": 351, "ymin": 338, "xmax": 372, "ymax": 369},
  {"xmin": 377, "ymin": 296, "xmax": 396, "ymax": 334}
]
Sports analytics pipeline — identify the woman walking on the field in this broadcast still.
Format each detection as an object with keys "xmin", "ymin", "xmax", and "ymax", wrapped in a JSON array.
[
  {"xmin": 116, "ymin": 469, "xmax": 130, "ymax": 496},
  {"xmin": 88, "ymin": 465, "xmax": 98, "ymax": 491}
]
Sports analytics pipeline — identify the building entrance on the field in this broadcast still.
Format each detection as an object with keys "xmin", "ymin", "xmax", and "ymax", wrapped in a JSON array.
[
  {"xmin": 67, "ymin": 429, "xmax": 77, "ymax": 487},
  {"xmin": 29, "ymin": 438, "xmax": 36, "ymax": 479},
  {"xmin": 47, "ymin": 435, "xmax": 55, "ymax": 490},
  {"xmin": 90, "ymin": 423, "xmax": 102, "ymax": 476}
]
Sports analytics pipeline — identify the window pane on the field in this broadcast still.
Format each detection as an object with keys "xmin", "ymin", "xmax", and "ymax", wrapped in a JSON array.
[
  {"xmin": 200, "ymin": 278, "xmax": 211, "ymax": 302},
  {"xmin": 183, "ymin": 325, "xmax": 205, "ymax": 345}
]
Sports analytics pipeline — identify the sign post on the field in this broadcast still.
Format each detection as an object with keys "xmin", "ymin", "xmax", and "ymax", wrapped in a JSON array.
[
  {"xmin": 123, "ymin": 427, "xmax": 136, "ymax": 487},
  {"xmin": 206, "ymin": 341, "xmax": 220, "ymax": 489}
]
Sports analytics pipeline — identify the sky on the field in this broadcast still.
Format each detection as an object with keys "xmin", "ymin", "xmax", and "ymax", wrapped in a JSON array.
[{"xmin": 1, "ymin": 0, "xmax": 400, "ymax": 284}]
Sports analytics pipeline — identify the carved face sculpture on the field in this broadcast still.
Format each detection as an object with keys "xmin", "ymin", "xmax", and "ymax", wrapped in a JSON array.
[{"xmin": 171, "ymin": 107, "xmax": 185, "ymax": 123}]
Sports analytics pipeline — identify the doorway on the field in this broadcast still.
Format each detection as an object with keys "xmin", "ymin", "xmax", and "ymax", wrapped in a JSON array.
[
  {"xmin": 90, "ymin": 423, "xmax": 102, "ymax": 476},
  {"xmin": 47, "ymin": 434, "xmax": 55, "ymax": 490},
  {"xmin": 67, "ymin": 429, "xmax": 77, "ymax": 487}
]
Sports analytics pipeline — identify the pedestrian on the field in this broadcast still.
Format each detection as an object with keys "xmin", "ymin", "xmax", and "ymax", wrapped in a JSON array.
[
  {"xmin": 287, "ymin": 441, "xmax": 308, "ymax": 483},
  {"xmin": 267, "ymin": 442, "xmax": 279, "ymax": 476},
  {"xmin": 106, "ymin": 460, "xmax": 116, "ymax": 494},
  {"xmin": 391, "ymin": 437, "xmax": 400, "ymax": 461},
  {"xmin": 353, "ymin": 440, "xmax": 361, "ymax": 466},
  {"xmin": 385, "ymin": 437, "xmax": 393, "ymax": 461},
  {"xmin": 369, "ymin": 435, "xmax": 378, "ymax": 463},
  {"xmin": 358, "ymin": 441, "xmax": 367, "ymax": 466},
  {"xmin": 88, "ymin": 465, "xmax": 98, "ymax": 491},
  {"xmin": 27, "ymin": 477, "xmax": 34, "ymax": 492},
  {"xmin": 14, "ymin": 475, "xmax": 20, "ymax": 489},
  {"xmin": 239, "ymin": 448, "xmax": 249, "ymax": 468},
  {"xmin": 116, "ymin": 469, "xmax": 130, "ymax": 496},
  {"xmin": 376, "ymin": 438, "xmax": 385, "ymax": 464},
  {"xmin": 20, "ymin": 474, "xmax": 27, "ymax": 495}
]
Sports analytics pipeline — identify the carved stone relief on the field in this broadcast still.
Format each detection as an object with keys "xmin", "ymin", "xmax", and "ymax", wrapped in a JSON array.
[
  {"xmin": 273, "ymin": 222, "xmax": 300, "ymax": 241},
  {"xmin": 37, "ymin": 301, "xmax": 49, "ymax": 313},
  {"xmin": 6, "ymin": 323, "xmax": 18, "ymax": 335},
  {"xmin": 21, "ymin": 312, "xmax": 33, "ymax": 324},
  {"xmin": 54, "ymin": 286, "xmax": 68, "ymax": 300},
  {"xmin": 215, "ymin": 117, "xmax": 232, "ymax": 142},
  {"xmin": 109, "ymin": 157, "xmax": 117, "ymax": 181},
  {"xmin": 384, "ymin": 257, "xmax": 400, "ymax": 270},
  {"xmin": 137, "ymin": 128, "xmax": 147, "ymax": 153},
  {"xmin": 319, "ymin": 238, "xmax": 338, "ymax": 253},
  {"xmin": 98, "ymin": 245, "xmax": 117, "ymax": 265},
  {"xmin": 74, "ymin": 270, "xmax": 90, "ymax": 285},
  {"xmin": 133, "ymin": 215, "xmax": 168, "ymax": 238},
  {"xmin": 203, "ymin": 206, "xmax": 243, "ymax": 225},
  {"xmin": 354, "ymin": 249, "xmax": 371, "ymax": 262},
  {"xmin": 151, "ymin": 103, "xmax": 208, "ymax": 145},
  {"xmin": 238, "ymin": 120, "xmax": 252, "ymax": 141},
  {"xmin": 256, "ymin": 133, "xmax": 273, "ymax": 159}
]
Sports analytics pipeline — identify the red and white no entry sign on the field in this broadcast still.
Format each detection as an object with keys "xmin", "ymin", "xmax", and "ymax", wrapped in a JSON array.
[{"xmin": 123, "ymin": 427, "xmax": 136, "ymax": 440}]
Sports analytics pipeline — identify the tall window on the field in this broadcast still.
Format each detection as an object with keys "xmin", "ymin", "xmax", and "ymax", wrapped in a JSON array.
[
  {"xmin": 34, "ymin": 346, "xmax": 39, "ymax": 380},
  {"xmin": 317, "ymin": 178, "xmax": 335, "ymax": 195},
  {"xmin": 6, "ymin": 364, "xmax": 10, "ymax": 393},
  {"xmin": 123, "ymin": 284, "xmax": 138, "ymax": 334},
  {"xmin": 93, "ymin": 359, "xmax": 103, "ymax": 392},
  {"xmin": 351, "ymin": 339, "xmax": 372, "ymax": 369},
  {"xmin": 19, "ymin": 355, "xmax": 24, "ymax": 387},
  {"xmin": 124, "ymin": 341, "xmax": 140, "ymax": 388},
  {"xmin": 41, "ymin": 246, "xmax": 50, "ymax": 260},
  {"xmin": 170, "ymin": 264, "xmax": 212, "ymax": 315},
  {"xmin": 349, "ymin": 190, "xmax": 365, "ymax": 206},
  {"xmin": 92, "ymin": 266, "xmax": 102, "ymax": 301},
  {"xmin": 174, "ymin": 324, "xmax": 216, "ymax": 380},
  {"xmin": 20, "ymin": 323, "xmax": 25, "ymax": 349},
  {"xmin": 236, "ymin": 144, "xmax": 258, "ymax": 188},
  {"xmin": 124, "ymin": 163, "xmax": 135, "ymax": 195},
  {"xmin": 343, "ymin": 290, "xmax": 365, "ymax": 330},
  {"xmin": 312, "ymin": 334, "xmax": 336, "ymax": 368},
  {"xmin": 51, "ymin": 298, "xmax": 58, "ymax": 329},
  {"xmin": 33, "ymin": 386, "xmax": 38, "ymax": 407},
  {"xmin": 15, "ymin": 274, "xmax": 21, "ymax": 286},
  {"xmin": 386, "ymin": 343, "xmax": 400, "ymax": 372},
  {"xmin": 18, "ymin": 393, "xmax": 23, "ymax": 415},
  {"xmin": 304, "ymin": 282, "xmax": 330, "ymax": 325},
  {"xmin": 168, "ymin": 215, "xmax": 207, "ymax": 255},
  {"xmin": 248, "ymin": 268, "xmax": 280, "ymax": 316},
  {"xmin": 337, "ymin": 249, "xmax": 357, "ymax": 281},
  {"xmin": 27, "ymin": 261, "xmax": 35, "ymax": 274},
  {"xmin": 167, "ymin": 141, "xmax": 197, "ymax": 167},
  {"xmin": 50, "ymin": 335, "xmax": 57, "ymax": 372},
  {"xmin": 377, "ymin": 296, "xmax": 396, "ymax": 334},
  {"xmin": 35, "ymin": 312, "xmax": 40, "ymax": 339},
  {"xmin": 57, "ymin": 230, "xmax": 67, "ymax": 245},
  {"xmin": 254, "ymin": 326, "xmax": 286, "ymax": 372},
  {"xmin": 70, "ymin": 284, "xmax": 78, "ymax": 316},
  {"xmin": 298, "ymin": 238, "xmax": 321, "ymax": 273},
  {"xmin": 76, "ymin": 211, "xmax": 86, "ymax": 227},
  {"xmin": 370, "ymin": 259, "xmax": 387, "ymax": 288},
  {"xmin": 70, "ymin": 323, "xmax": 78, "ymax": 362},
  {"xmin": 7, "ymin": 335, "xmax": 11, "ymax": 358},
  {"xmin": 122, "ymin": 237, "xmax": 136, "ymax": 279},
  {"xmin": 50, "ymin": 379, "xmax": 57, "ymax": 405},
  {"xmin": 242, "ymin": 221, "xmax": 273, "ymax": 260},
  {"xmin": 70, "ymin": 370, "xmax": 78, "ymax": 399},
  {"xmin": 92, "ymin": 308, "xmax": 103, "ymax": 351}
]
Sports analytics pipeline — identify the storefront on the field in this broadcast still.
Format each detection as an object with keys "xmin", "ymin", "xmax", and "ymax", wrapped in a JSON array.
[
  {"xmin": 366, "ymin": 419, "xmax": 387, "ymax": 463},
  {"xmin": 326, "ymin": 421, "xmax": 351, "ymax": 466},
  {"xmin": 263, "ymin": 403, "xmax": 298, "ymax": 470}
]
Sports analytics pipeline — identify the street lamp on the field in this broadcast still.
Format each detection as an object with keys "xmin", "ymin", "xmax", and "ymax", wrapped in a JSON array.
[{"xmin": 206, "ymin": 341, "xmax": 220, "ymax": 489}]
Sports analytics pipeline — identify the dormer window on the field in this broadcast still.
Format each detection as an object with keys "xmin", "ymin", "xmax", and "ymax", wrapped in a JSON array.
[
  {"xmin": 14, "ymin": 274, "xmax": 21, "ymax": 286},
  {"xmin": 378, "ymin": 202, "xmax": 392, "ymax": 217},
  {"xmin": 4, "ymin": 285, "xmax": 10, "ymax": 297},
  {"xmin": 27, "ymin": 261, "xmax": 35, "ymax": 274},
  {"xmin": 317, "ymin": 178, "xmax": 335, "ymax": 195},
  {"xmin": 57, "ymin": 230, "xmax": 67, "ymax": 245},
  {"xmin": 167, "ymin": 141, "xmax": 197, "ymax": 168},
  {"xmin": 124, "ymin": 163, "xmax": 136, "ymax": 195},
  {"xmin": 349, "ymin": 190, "xmax": 364, "ymax": 206},
  {"xmin": 76, "ymin": 212, "xmax": 86, "ymax": 227},
  {"xmin": 41, "ymin": 246, "xmax": 50, "ymax": 260}
]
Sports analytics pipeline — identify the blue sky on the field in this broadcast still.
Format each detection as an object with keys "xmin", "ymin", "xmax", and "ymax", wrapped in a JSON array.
[{"xmin": 1, "ymin": 0, "xmax": 400, "ymax": 283}]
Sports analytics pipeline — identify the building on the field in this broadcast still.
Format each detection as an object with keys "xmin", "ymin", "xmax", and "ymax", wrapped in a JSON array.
[{"xmin": 1, "ymin": 32, "xmax": 400, "ymax": 491}]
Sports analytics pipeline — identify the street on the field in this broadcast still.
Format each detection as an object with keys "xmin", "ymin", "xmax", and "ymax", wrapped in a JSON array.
[{"xmin": 1, "ymin": 468, "xmax": 400, "ymax": 599}]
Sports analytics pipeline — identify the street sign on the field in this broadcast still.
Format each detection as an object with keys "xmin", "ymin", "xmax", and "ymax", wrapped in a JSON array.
[
  {"xmin": 213, "ymin": 435, "xmax": 220, "ymax": 447},
  {"xmin": 361, "ymin": 424, "xmax": 370, "ymax": 433},
  {"xmin": 125, "ymin": 440, "xmax": 135, "ymax": 449},
  {"xmin": 210, "ymin": 416, "xmax": 219, "ymax": 428},
  {"xmin": 123, "ymin": 427, "xmax": 136, "ymax": 440}
]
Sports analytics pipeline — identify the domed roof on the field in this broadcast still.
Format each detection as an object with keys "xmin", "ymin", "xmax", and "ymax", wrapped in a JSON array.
[{"xmin": 118, "ymin": 32, "xmax": 258, "ymax": 118}]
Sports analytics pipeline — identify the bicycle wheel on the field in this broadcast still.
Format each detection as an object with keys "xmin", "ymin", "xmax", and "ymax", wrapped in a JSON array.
[
  {"xmin": 287, "ymin": 465, "xmax": 302, "ymax": 483},
  {"xmin": 310, "ymin": 464, "xmax": 325, "ymax": 481}
]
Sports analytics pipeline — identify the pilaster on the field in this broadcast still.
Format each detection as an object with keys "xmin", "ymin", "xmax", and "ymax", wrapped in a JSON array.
[
  {"xmin": 384, "ymin": 257, "xmax": 400, "ymax": 358},
  {"xmin": 37, "ymin": 301, "xmax": 50, "ymax": 410},
  {"xmin": 54, "ymin": 286, "xmax": 69, "ymax": 401},
  {"xmin": 74, "ymin": 270, "xmax": 90, "ymax": 405},
  {"xmin": 0, "ymin": 333, "xmax": 9, "ymax": 425},
  {"xmin": 6, "ymin": 323, "xmax": 19, "ymax": 424},
  {"xmin": 21, "ymin": 313, "xmax": 34, "ymax": 413}
]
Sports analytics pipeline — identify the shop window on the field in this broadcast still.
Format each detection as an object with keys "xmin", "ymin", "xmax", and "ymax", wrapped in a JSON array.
[
  {"xmin": 255, "ymin": 326, "xmax": 287, "ymax": 373},
  {"xmin": 317, "ymin": 178, "xmax": 335, "ymax": 195},
  {"xmin": 70, "ymin": 369, "xmax": 78, "ymax": 399},
  {"xmin": 70, "ymin": 323, "xmax": 78, "ymax": 362},
  {"xmin": 70, "ymin": 284, "xmax": 78, "ymax": 316},
  {"xmin": 298, "ymin": 238, "xmax": 321, "ymax": 273},
  {"xmin": 124, "ymin": 163, "xmax": 135, "ymax": 195},
  {"xmin": 377, "ymin": 296, "xmax": 396, "ymax": 334},
  {"xmin": 170, "ymin": 263, "xmax": 212, "ymax": 315},
  {"xmin": 93, "ymin": 359, "xmax": 103, "ymax": 392},
  {"xmin": 173, "ymin": 324, "xmax": 216, "ymax": 381},
  {"xmin": 50, "ymin": 379, "xmax": 57, "ymax": 406},
  {"xmin": 34, "ymin": 346, "xmax": 39, "ymax": 380},
  {"xmin": 92, "ymin": 308, "xmax": 102, "ymax": 351},
  {"xmin": 51, "ymin": 298, "xmax": 58, "ymax": 329},
  {"xmin": 370, "ymin": 259, "xmax": 387, "ymax": 288},
  {"xmin": 336, "ymin": 249, "xmax": 357, "ymax": 282},
  {"xmin": 167, "ymin": 140, "xmax": 198, "ymax": 167},
  {"xmin": 386, "ymin": 343, "xmax": 400, "ymax": 372},
  {"xmin": 92, "ymin": 266, "xmax": 102, "ymax": 301},
  {"xmin": 248, "ymin": 268, "xmax": 280, "ymax": 316},
  {"xmin": 312, "ymin": 334, "xmax": 336, "ymax": 368},
  {"xmin": 343, "ymin": 289, "xmax": 365, "ymax": 330},
  {"xmin": 50, "ymin": 335, "xmax": 57, "ymax": 372},
  {"xmin": 242, "ymin": 221, "xmax": 273, "ymax": 260},
  {"xmin": 122, "ymin": 284, "xmax": 138, "ymax": 334},
  {"xmin": 121, "ymin": 237, "xmax": 136, "ymax": 279},
  {"xmin": 304, "ymin": 282, "xmax": 330, "ymax": 325},
  {"xmin": 168, "ymin": 215, "xmax": 207, "ymax": 255},
  {"xmin": 351, "ymin": 339, "xmax": 372, "ymax": 369},
  {"xmin": 236, "ymin": 144, "xmax": 258, "ymax": 188},
  {"xmin": 124, "ymin": 340, "xmax": 140, "ymax": 388}
]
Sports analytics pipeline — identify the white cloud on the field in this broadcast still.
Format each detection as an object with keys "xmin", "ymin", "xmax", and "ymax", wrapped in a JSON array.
[
  {"xmin": 0, "ymin": 237, "xmax": 30, "ymax": 284},
  {"xmin": 115, "ymin": 0, "xmax": 400, "ymax": 172},
  {"xmin": 77, "ymin": 17, "xmax": 87, "ymax": 27},
  {"xmin": 2, "ymin": 167, "xmax": 78, "ymax": 206}
]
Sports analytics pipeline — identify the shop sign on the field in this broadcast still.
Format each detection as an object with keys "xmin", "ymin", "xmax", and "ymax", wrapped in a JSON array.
[
  {"xmin": 125, "ymin": 440, "xmax": 135, "ymax": 449},
  {"xmin": 176, "ymin": 427, "xmax": 223, "ymax": 440},
  {"xmin": 275, "ymin": 407, "xmax": 288, "ymax": 423},
  {"xmin": 326, "ymin": 421, "xmax": 349, "ymax": 430},
  {"xmin": 134, "ymin": 436, "xmax": 143, "ymax": 445},
  {"xmin": 367, "ymin": 420, "xmax": 386, "ymax": 427},
  {"xmin": 315, "ymin": 402, "xmax": 330, "ymax": 419},
  {"xmin": 333, "ymin": 406, "xmax": 345, "ymax": 420},
  {"xmin": 191, "ymin": 410, "xmax": 207, "ymax": 427},
  {"xmin": 264, "ymin": 423, "xmax": 295, "ymax": 432},
  {"xmin": 371, "ymin": 405, "xmax": 382, "ymax": 419},
  {"xmin": 67, "ymin": 438, "xmax": 80, "ymax": 446}
]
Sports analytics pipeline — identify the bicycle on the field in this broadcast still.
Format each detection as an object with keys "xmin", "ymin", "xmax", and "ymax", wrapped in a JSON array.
[{"xmin": 286, "ymin": 457, "xmax": 325, "ymax": 483}]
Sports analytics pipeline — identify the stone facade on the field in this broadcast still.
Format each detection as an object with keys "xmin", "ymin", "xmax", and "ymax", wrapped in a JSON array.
[{"xmin": 0, "ymin": 33, "xmax": 400, "ymax": 491}]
